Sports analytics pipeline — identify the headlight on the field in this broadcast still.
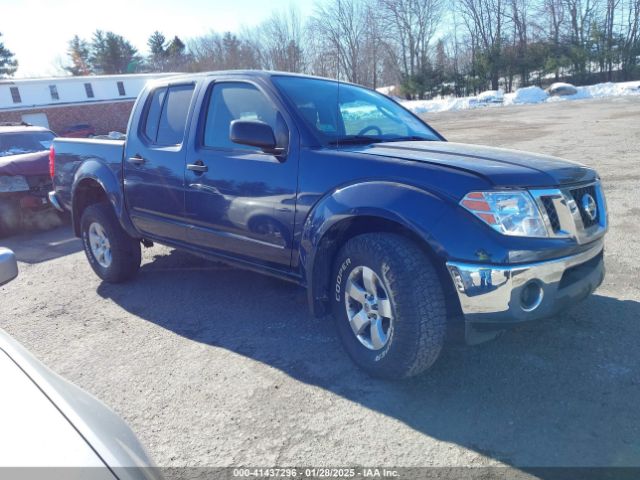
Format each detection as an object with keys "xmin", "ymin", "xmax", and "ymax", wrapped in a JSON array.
[
  {"xmin": 460, "ymin": 191, "xmax": 548, "ymax": 237},
  {"xmin": 0, "ymin": 175, "xmax": 30, "ymax": 193}
]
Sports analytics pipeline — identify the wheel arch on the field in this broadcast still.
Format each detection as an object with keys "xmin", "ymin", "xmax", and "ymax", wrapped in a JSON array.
[
  {"xmin": 71, "ymin": 161, "xmax": 138, "ymax": 238},
  {"xmin": 300, "ymin": 182, "xmax": 460, "ymax": 318}
]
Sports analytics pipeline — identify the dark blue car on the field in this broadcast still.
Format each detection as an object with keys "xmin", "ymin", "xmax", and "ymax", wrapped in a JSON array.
[{"xmin": 49, "ymin": 72, "xmax": 607, "ymax": 378}]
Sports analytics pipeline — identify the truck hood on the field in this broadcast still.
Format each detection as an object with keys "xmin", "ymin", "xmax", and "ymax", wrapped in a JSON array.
[
  {"xmin": 0, "ymin": 151, "xmax": 49, "ymax": 177},
  {"xmin": 353, "ymin": 141, "xmax": 596, "ymax": 187}
]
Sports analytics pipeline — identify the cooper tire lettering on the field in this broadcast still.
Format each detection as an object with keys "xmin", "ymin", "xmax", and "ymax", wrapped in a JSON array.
[{"xmin": 334, "ymin": 257, "xmax": 352, "ymax": 302}]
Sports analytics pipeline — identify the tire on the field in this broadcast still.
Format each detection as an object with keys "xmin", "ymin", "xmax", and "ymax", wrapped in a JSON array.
[
  {"xmin": 331, "ymin": 233, "xmax": 446, "ymax": 379},
  {"xmin": 80, "ymin": 203, "xmax": 141, "ymax": 283}
]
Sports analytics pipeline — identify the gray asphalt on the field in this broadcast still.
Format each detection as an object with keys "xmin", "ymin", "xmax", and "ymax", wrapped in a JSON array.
[{"xmin": 1, "ymin": 96, "xmax": 639, "ymax": 471}]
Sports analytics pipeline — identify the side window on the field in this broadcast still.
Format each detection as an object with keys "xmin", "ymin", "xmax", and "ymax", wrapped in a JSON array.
[
  {"xmin": 156, "ymin": 84, "xmax": 195, "ymax": 145},
  {"xmin": 203, "ymin": 83, "xmax": 287, "ymax": 151},
  {"xmin": 142, "ymin": 84, "xmax": 194, "ymax": 146},
  {"xmin": 143, "ymin": 87, "xmax": 166, "ymax": 142}
]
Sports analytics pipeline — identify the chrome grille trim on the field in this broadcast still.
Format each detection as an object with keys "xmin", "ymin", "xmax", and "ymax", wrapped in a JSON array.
[{"xmin": 530, "ymin": 181, "xmax": 607, "ymax": 245}]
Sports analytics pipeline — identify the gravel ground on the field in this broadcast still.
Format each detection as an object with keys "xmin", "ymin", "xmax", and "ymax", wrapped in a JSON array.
[{"xmin": 1, "ymin": 96, "xmax": 639, "ymax": 472}]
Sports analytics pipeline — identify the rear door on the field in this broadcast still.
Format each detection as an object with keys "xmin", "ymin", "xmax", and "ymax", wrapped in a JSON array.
[
  {"xmin": 124, "ymin": 82, "xmax": 196, "ymax": 242},
  {"xmin": 183, "ymin": 79, "xmax": 299, "ymax": 269}
]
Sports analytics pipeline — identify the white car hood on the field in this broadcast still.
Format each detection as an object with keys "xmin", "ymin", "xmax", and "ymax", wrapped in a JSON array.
[
  {"xmin": 0, "ymin": 349, "xmax": 108, "ymax": 471},
  {"xmin": 0, "ymin": 329, "xmax": 160, "ymax": 480}
]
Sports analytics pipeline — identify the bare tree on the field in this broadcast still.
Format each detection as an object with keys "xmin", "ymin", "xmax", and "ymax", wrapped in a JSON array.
[
  {"xmin": 188, "ymin": 31, "xmax": 261, "ymax": 71},
  {"xmin": 458, "ymin": 0, "xmax": 510, "ymax": 90},
  {"xmin": 541, "ymin": 0, "xmax": 567, "ymax": 80},
  {"xmin": 378, "ymin": 0, "xmax": 444, "ymax": 82},
  {"xmin": 565, "ymin": 0, "xmax": 600, "ymax": 44},
  {"xmin": 507, "ymin": 0, "xmax": 534, "ymax": 88},
  {"xmin": 308, "ymin": 0, "xmax": 369, "ymax": 84},
  {"xmin": 618, "ymin": 0, "xmax": 640, "ymax": 79},
  {"xmin": 260, "ymin": 6, "xmax": 306, "ymax": 72}
]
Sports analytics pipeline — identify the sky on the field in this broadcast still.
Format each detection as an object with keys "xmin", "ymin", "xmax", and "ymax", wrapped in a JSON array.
[{"xmin": 0, "ymin": 0, "xmax": 316, "ymax": 78}]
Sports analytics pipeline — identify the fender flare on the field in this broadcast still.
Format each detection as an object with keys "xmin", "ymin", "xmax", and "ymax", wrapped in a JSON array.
[
  {"xmin": 71, "ymin": 159, "xmax": 139, "ymax": 238},
  {"xmin": 299, "ymin": 181, "xmax": 451, "ymax": 316}
]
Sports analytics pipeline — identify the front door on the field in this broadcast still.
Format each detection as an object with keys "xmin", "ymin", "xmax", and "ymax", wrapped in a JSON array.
[
  {"xmin": 184, "ymin": 80, "xmax": 298, "ymax": 269},
  {"xmin": 124, "ymin": 83, "xmax": 196, "ymax": 242}
]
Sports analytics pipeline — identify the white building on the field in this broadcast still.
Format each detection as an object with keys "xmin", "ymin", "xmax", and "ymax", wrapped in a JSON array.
[{"xmin": 0, "ymin": 73, "xmax": 175, "ymax": 134}]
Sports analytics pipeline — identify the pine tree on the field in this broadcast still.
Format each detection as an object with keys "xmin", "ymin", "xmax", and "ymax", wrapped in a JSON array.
[
  {"xmin": 165, "ymin": 36, "xmax": 189, "ymax": 71},
  {"xmin": 66, "ymin": 35, "xmax": 91, "ymax": 76},
  {"xmin": 166, "ymin": 36, "xmax": 185, "ymax": 57},
  {"xmin": 89, "ymin": 30, "xmax": 108, "ymax": 73},
  {"xmin": 147, "ymin": 31, "xmax": 167, "ymax": 71},
  {"xmin": 89, "ymin": 30, "xmax": 141, "ymax": 74},
  {"xmin": 0, "ymin": 32, "xmax": 18, "ymax": 78},
  {"xmin": 148, "ymin": 31, "xmax": 167, "ymax": 57}
]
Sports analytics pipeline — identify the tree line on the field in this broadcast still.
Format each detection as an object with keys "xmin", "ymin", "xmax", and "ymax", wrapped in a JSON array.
[{"xmin": 2, "ymin": 0, "xmax": 640, "ymax": 99}]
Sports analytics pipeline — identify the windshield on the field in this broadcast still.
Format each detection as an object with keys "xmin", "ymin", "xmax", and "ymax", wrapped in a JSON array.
[
  {"xmin": 272, "ymin": 76, "xmax": 441, "ymax": 146},
  {"xmin": 0, "ymin": 131, "xmax": 55, "ymax": 158}
]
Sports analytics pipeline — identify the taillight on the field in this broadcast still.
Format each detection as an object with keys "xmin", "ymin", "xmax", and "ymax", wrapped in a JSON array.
[{"xmin": 49, "ymin": 145, "xmax": 55, "ymax": 179}]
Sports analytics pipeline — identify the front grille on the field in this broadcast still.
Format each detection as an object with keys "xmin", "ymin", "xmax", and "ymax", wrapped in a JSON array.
[
  {"xmin": 540, "ymin": 196, "xmax": 561, "ymax": 232},
  {"xmin": 530, "ymin": 182, "xmax": 606, "ymax": 244},
  {"xmin": 570, "ymin": 184, "xmax": 599, "ymax": 228}
]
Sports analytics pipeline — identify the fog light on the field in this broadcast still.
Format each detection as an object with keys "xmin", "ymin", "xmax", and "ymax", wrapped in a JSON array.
[{"xmin": 521, "ymin": 281, "xmax": 543, "ymax": 312}]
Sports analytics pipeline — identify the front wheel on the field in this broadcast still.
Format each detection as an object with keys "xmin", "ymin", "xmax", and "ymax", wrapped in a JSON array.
[
  {"xmin": 80, "ymin": 203, "xmax": 141, "ymax": 283},
  {"xmin": 331, "ymin": 233, "xmax": 446, "ymax": 379}
]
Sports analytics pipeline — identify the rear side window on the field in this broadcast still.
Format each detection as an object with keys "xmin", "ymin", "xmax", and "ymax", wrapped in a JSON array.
[
  {"xmin": 143, "ymin": 87, "xmax": 167, "ymax": 142},
  {"xmin": 156, "ymin": 84, "xmax": 195, "ymax": 145}
]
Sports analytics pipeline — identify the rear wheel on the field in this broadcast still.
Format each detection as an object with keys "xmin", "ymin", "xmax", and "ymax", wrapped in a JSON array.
[
  {"xmin": 80, "ymin": 203, "xmax": 141, "ymax": 283},
  {"xmin": 331, "ymin": 233, "xmax": 446, "ymax": 379}
]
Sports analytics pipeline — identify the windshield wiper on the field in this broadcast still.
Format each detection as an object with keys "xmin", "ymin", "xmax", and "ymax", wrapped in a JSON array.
[
  {"xmin": 385, "ymin": 136, "xmax": 434, "ymax": 142},
  {"xmin": 328, "ymin": 135, "xmax": 384, "ymax": 146}
]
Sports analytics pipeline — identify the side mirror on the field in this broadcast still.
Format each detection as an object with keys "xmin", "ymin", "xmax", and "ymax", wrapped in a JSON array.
[
  {"xmin": 0, "ymin": 248, "xmax": 18, "ymax": 287},
  {"xmin": 230, "ymin": 120, "xmax": 284, "ymax": 156}
]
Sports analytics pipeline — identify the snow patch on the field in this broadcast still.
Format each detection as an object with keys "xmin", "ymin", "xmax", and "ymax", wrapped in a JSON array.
[
  {"xmin": 503, "ymin": 86, "xmax": 548, "ymax": 105},
  {"xmin": 400, "ymin": 80, "xmax": 640, "ymax": 115}
]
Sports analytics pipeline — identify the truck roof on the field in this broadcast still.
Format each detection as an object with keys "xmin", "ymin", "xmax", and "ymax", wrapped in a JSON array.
[{"xmin": 150, "ymin": 70, "xmax": 360, "ymax": 88}]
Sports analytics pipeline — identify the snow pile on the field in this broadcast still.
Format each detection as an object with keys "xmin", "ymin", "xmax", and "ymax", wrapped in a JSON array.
[
  {"xmin": 402, "ymin": 96, "xmax": 482, "ymax": 114},
  {"xmin": 400, "ymin": 79, "xmax": 640, "ymax": 115},
  {"xmin": 503, "ymin": 86, "xmax": 549, "ymax": 105},
  {"xmin": 547, "ymin": 80, "xmax": 640, "ymax": 103},
  {"xmin": 583, "ymin": 81, "xmax": 640, "ymax": 98},
  {"xmin": 376, "ymin": 85, "xmax": 397, "ymax": 96}
]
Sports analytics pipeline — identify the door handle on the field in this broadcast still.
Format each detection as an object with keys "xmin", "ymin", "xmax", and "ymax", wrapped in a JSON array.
[
  {"xmin": 187, "ymin": 161, "xmax": 208, "ymax": 174},
  {"xmin": 127, "ymin": 155, "xmax": 146, "ymax": 165}
]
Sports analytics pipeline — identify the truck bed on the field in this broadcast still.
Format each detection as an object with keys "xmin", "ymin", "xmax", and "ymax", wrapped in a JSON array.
[{"xmin": 52, "ymin": 138, "xmax": 125, "ymax": 212}]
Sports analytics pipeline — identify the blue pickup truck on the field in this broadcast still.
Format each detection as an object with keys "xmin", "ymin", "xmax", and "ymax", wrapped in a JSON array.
[{"xmin": 49, "ymin": 71, "xmax": 607, "ymax": 378}]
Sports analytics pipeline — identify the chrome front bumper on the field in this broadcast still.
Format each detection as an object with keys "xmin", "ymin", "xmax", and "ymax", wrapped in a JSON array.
[{"xmin": 446, "ymin": 241, "xmax": 605, "ymax": 324}]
